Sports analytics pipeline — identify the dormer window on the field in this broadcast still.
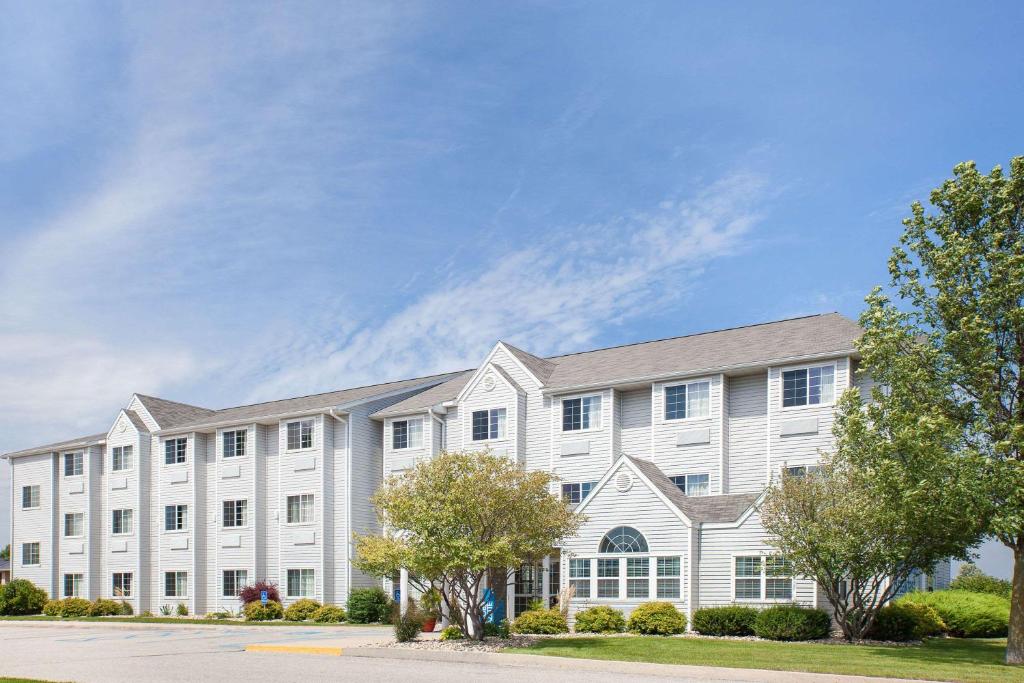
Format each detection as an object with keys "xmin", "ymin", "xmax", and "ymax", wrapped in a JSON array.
[
  {"xmin": 286, "ymin": 420, "xmax": 314, "ymax": 450},
  {"xmin": 164, "ymin": 438, "xmax": 187, "ymax": 465},
  {"xmin": 782, "ymin": 365, "xmax": 835, "ymax": 407},
  {"xmin": 472, "ymin": 408, "xmax": 506, "ymax": 441},
  {"xmin": 664, "ymin": 381, "xmax": 710, "ymax": 420},
  {"xmin": 223, "ymin": 430, "xmax": 247, "ymax": 458},
  {"xmin": 392, "ymin": 418, "xmax": 423, "ymax": 450},
  {"xmin": 562, "ymin": 395, "xmax": 601, "ymax": 431}
]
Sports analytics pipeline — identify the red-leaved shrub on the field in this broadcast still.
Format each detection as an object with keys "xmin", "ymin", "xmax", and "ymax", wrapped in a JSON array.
[{"xmin": 238, "ymin": 581, "xmax": 280, "ymax": 605}]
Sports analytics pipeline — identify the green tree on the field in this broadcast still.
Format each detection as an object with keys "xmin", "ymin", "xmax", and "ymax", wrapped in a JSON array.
[
  {"xmin": 851, "ymin": 157, "xmax": 1023, "ymax": 662},
  {"xmin": 0, "ymin": 544, "xmax": 9, "ymax": 561},
  {"xmin": 355, "ymin": 450, "xmax": 583, "ymax": 640}
]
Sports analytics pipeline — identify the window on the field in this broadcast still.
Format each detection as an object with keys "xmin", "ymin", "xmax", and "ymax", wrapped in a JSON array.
[
  {"xmin": 286, "ymin": 420, "xmax": 314, "ymax": 450},
  {"xmin": 64, "ymin": 452, "xmax": 83, "ymax": 476},
  {"xmin": 657, "ymin": 557, "xmax": 681, "ymax": 598},
  {"xmin": 112, "ymin": 508, "xmax": 133, "ymax": 535},
  {"xmin": 392, "ymin": 418, "xmax": 423, "ymax": 450},
  {"xmin": 64, "ymin": 512, "xmax": 84, "ymax": 537},
  {"xmin": 287, "ymin": 569, "xmax": 315, "ymax": 597},
  {"xmin": 664, "ymin": 381, "xmax": 711, "ymax": 420},
  {"xmin": 734, "ymin": 555, "xmax": 793, "ymax": 601},
  {"xmin": 223, "ymin": 430, "xmax": 247, "ymax": 458},
  {"xmin": 472, "ymin": 408, "xmax": 507, "ymax": 441},
  {"xmin": 669, "ymin": 474, "xmax": 710, "ymax": 497},
  {"xmin": 596, "ymin": 558, "xmax": 619, "ymax": 598},
  {"xmin": 286, "ymin": 494, "xmax": 314, "ymax": 524},
  {"xmin": 165, "ymin": 571, "xmax": 188, "ymax": 597},
  {"xmin": 223, "ymin": 499, "xmax": 248, "ymax": 528},
  {"xmin": 782, "ymin": 365, "xmax": 835, "ymax": 407},
  {"xmin": 627, "ymin": 557, "xmax": 650, "ymax": 598},
  {"xmin": 112, "ymin": 445, "xmax": 133, "ymax": 472},
  {"xmin": 63, "ymin": 573, "xmax": 84, "ymax": 597},
  {"xmin": 562, "ymin": 395, "xmax": 602, "ymax": 431},
  {"xmin": 784, "ymin": 465, "xmax": 822, "ymax": 479},
  {"xmin": 112, "ymin": 572, "xmax": 133, "ymax": 598},
  {"xmin": 164, "ymin": 504, "xmax": 188, "ymax": 531},
  {"xmin": 560, "ymin": 481, "xmax": 597, "ymax": 505},
  {"xmin": 21, "ymin": 485, "xmax": 39, "ymax": 509},
  {"xmin": 222, "ymin": 569, "xmax": 248, "ymax": 598},
  {"xmin": 164, "ymin": 438, "xmax": 187, "ymax": 465},
  {"xmin": 598, "ymin": 526, "xmax": 648, "ymax": 553},
  {"xmin": 569, "ymin": 559, "xmax": 591, "ymax": 598},
  {"xmin": 21, "ymin": 542, "xmax": 40, "ymax": 566}
]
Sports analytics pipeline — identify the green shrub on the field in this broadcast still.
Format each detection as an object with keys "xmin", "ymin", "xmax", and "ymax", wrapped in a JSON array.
[
  {"xmin": 244, "ymin": 600, "xmax": 284, "ymax": 621},
  {"xmin": 949, "ymin": 565, "xmax": 1012, "ymax": 599},
  {"xmin": 439, "ymin": 625, "xmax": 464, "ymax": 640},
  {"xmin": 898, "ymin": 590, "xmax": 1009, "ymax": 638},
  {"xmin": 45, "ymin": 597, "xmax": 92, "ymax": 617},
  {"xmin": 119, "ymin": 601, "xmax": 134, "ymax": 616},
  {"xmin": 43, "ymin": 600, "xmax": 62, "ymax": 616},
  {"xmin": 312, "ymin": 605, "xmax": 347, "ymax": 623},
  {"xmin": 176, "ymin": 602, "xmax": 188, "ymax": 617},
  {"xmin": 346, "ymin": 588, "xmax": 393, "ymax": 624},
  {"xmin": 89, "ymin": 598, "xmax": 122, "ymax": 617},
  {"xmin": 284, "ymin": 598, "xmax": 322, "ymax": 622},
  {"xmin": 0, "ymin": 579, "xmax": 49, "ymax": 616},
  {"xmin": 753, "ymin": 605, "xmax": 830, "ymax": 641},
  {"xmin": 573, "ymin": 606, "xmax": 626, "ymax": 633},
  {"xmin": 692, "ymin": 605, "xmax": 759, "ymax": 636},
  {"xmin": 394, "ymin": 605, "xmax": 424, "ymax": 642},
  {"xmin": 483, "ymin": 619, "xmax": 510, "ymax": 638},
  {"xmin": 867, "ymin": 602, "xmax": 946, "ymax": 642},
  {"xmin": 511, "ymin": 608, "xmax": 569, "ymax": 634},
  {"xmin": 140, "ymin": 610, "xmax": 155, "ymax": 617},
  {"xmin": 627, "ymin": 602, "xmax": 687, "ymax": 635}
]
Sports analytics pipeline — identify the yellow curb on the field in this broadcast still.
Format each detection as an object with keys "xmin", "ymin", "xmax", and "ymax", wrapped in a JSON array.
[{"xmin": 244, "ymin": 644, "xmax": 344, "ymax": 656}]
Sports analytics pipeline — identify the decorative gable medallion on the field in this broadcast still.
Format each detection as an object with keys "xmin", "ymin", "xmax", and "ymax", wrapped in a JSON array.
[
  {"xmin": 615, "ymin": 471, "xmax": 634, "ymax": 493},
  {"xmin": 483, "ymin": 374, "xmax": 496, "ymax": 392}
]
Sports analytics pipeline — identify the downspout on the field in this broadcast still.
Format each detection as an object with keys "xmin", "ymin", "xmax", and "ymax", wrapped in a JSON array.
[{"xmin": 427, "ymin": 407, "xmax": 445, "ymax": 454}]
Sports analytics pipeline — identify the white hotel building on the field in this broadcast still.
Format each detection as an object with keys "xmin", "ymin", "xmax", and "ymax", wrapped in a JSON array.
[{"xmin": 3, "ymin": 313, "xmax": 948, "ymax": 620}]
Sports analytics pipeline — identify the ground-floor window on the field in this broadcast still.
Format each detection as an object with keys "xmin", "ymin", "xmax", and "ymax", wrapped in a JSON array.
[
  {"xmin": 287, "ymin": 569, "xmax": 315, "ymax": 598},
  {"xmin": 165, "ymin": 571, "xmax": 188, "ymax": 598},
  {"xmin": 569, "ymin": 558, "xmax": 591, "ymax": 598},
  {"xmin": 570, "ymin": 554, "xmax": 683, "ymax": 601},
  {"xmin": 112, "ymin": 572, "xmax": 133, "ymax": 598},
  {"xmin": 223, "ymin": 569, "xmax": 248, "ymax": 598},
  {"xmin": 733, "ymin": 555, "xmax": 793, "ymax": 601},
  {"xmin": 63, "ymin": 573, "xmax": 83, "ymax": 597},
  {"xmin": 657, "ymin": 557, "xmax": 681, "ymax": 598}
]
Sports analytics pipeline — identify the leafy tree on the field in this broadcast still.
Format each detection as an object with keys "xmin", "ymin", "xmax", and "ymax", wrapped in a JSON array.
[
  {"xmin": 851, "ymin": 157, "xmax": 1023, "ymax": 662},
  {"xmin": 951, "ymin": 563, "xmax": 1012, "ymax": 598},
  {"xmin": 0, "ymin": 544, "xmax": 8, "ymax": 561},
  {"xmin": 355, "ymin": 450, "xmax": 583, "ymax": 640}
]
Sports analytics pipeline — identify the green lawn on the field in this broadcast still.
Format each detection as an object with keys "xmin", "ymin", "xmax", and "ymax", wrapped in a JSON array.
[
  {"xmin": 0, "ymin": 615, "xmax": 375, "ymax": 627},
  {"xmin": 508, "ymin": 637, "xmax": 1018, "ymax": 683},
  {"xmin": 0, "ymin": 678, "xmax": 67, "ymax": 683}
]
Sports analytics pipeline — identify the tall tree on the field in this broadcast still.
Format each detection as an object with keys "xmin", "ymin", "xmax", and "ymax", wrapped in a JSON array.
[
  {"xmin": 855, "ymin": 157, "xmax": 1023, "ymax": 662},
  {"xmin": 355, "ymin": 450, "xmax": 583, "ymax": 640},
  {"xmin": 0, "ymin": 544, "xmax": 8, "ymax": 561}
]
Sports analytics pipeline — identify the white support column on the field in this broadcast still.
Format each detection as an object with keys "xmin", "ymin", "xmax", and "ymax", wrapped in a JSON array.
[
  {"xmin": 542, "ymin": 555, "xmax": 551, "ymax": 607},
  {"xmin": 505, "ymin": 570, "xmax": 515, "ymax": 622},
  {"xmin": 399, "ymin": 567, "xmax": 410, "ymax": 616}
]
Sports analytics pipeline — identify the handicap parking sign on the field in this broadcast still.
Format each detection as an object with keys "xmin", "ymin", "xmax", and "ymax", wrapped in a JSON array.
[{"xmin": 260, "ymin": 590, "xmax": 268, "ymax": 605}]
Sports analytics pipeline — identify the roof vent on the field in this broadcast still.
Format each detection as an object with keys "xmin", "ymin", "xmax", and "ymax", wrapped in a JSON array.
[
  {"xmin": 482, "ymin": 374, "xmax": 496, "ymax": 392},
  {"xmin": 615, "ymin": 471, "xmax": 633, "ymax": 493}
]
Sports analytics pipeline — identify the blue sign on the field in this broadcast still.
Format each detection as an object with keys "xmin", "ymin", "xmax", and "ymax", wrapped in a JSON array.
[
  {"xmin": 393, "ymin": 587, "xmax": 401, "ymax": 603},
  {"xmin": 260, "ymin": 590, "xmax": 268, "ymax": 605}
]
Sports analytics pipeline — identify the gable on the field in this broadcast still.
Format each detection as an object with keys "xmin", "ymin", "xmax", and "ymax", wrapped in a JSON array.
[{"xmin": 107, "ymin": 410, "xmax": 146, "ymax": 440}]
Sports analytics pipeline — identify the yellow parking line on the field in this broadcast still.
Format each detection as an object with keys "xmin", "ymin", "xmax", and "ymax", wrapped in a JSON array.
[{"xmin": 244, "ymin": 644, "xmax": 343, "ymax": 656}]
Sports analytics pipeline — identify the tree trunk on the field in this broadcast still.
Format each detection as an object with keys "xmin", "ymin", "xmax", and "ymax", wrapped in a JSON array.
[{"xmin": 1008, "ymin": 545, "xmax": 1024, "ymax": 665}]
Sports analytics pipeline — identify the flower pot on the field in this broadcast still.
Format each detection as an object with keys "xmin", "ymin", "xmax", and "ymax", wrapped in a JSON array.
[{"xmin": 422, "ymin": 618, "xmax": 437, "ymax": 632}]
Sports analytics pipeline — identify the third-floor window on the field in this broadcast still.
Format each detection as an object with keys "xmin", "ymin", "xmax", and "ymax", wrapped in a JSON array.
[
  {"xmin": 63, "ymin": 452, "xmax": 83, "ymax": 477},
  {"xmin": 223, "ymin": 430, "xmax": 247, "ymax": 458},
  {"xmin": 165, "ymin": 438, "xmax": 187, "ymax": 465},
  {"xmin": 286, "ymin": 420, "xmax": 314, "ymax": 450},
  {"xmin": 21, "ymin": 485, "xmax": 39, "ymax": 509},
  {"xmin": 664, "ymin": 381, "xmax": 710, "ymax": 420},
  {"xmin": 112, "ymin": 445, "xmax": 133, "ymax": 472},
  {"xmin": 472, "ymin": 408, "xmax": 506, "ymax": 441},
  {"xmin": 562, "ymin": 395, "xmax": 601, "ymax": 431},
  {"xmin": 392, "ymin": 418, "xmax": 423, "ymax": 450},
  {"xmin": 782, "ymin": 365, "xmax": 835, "ymax": 407}
]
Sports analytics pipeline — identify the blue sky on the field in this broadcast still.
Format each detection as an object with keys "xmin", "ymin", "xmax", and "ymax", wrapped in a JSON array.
[{"xmin": 0, "ymin": 1, "xmax": 1020, "ymax": 574}]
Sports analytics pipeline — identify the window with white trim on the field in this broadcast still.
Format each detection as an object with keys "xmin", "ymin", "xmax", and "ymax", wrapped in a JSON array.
[
  {"xmin": 657, "ymin": 557, "xmax": 681, "ymax": 598},
  {"xmin": 63, "ymin": 573, "xmax": 83, "ymax": 597},
  {"xmin": 164, "ymin": 438, "xmax": 187, "ymax": 465},
  {"xmin": 165, "ymin": 571, "xmax": 188, "ymax": 597},
  {"xmin": 669, "ymin": 473, "xmax": 710, "ymax": 497},
  {"xmin": 784, "ymin": 465, "xmax": 822, "ymax": 479},
  {"xmin": 560, "ymin": 481, "xmax": 597, "ymax": 505},
  {"xmin": 222, "ymin": 569, "xmax": 248, "ymax": 598},
  {"xmin": 64, "ymin": 452, "xmax": 83, "ymax": 476},
  {"xmin": 21, "ymin": 542, "xmax": 40, "ymax": 566},
  {"xmin": 21, "ymin": 485, "xmax": 39, "ymax": 509},
  {"xmin": 596, "ymin": 558, "xmax": 619, "ymax": 598},
  {"xmin": 64, "ymin": 512, "xmax": 84, "ymax": 537},
  {"xmin": 626, "ymin": 557, "xmax": 650, "ymax": 598},
  {"xmin": 112, "ymin": 572, "xmax": 133, "ymax": 598},
  {"xmin": 165, "ymin": 504, "xmax": 188, "ymax": 531},
  {"xmin": 782, "ymin": 366, "xmax": 835, "ymax": 407},
  {"xmin": 472, "ymin": 408, "xmax": 507, "ymax": 441},
  {"xmin": 286, "ymin": 420, "xmax": 314, "ymax": 450},
  {"xmin": 562, "ymin": 395, "xmax": 602, "ymax": 431},
  {"xmin": 112, "ymin": 508, "xmax": 133, "ymax": 535},
  {"xmin": 392, "ymin": 418, "xmax": 423, "ymax": 450},
  {"xmin": 598, "ymin": 526, "xmax": 648, "ymax": 553},
  {"xmin": 664, "ymin": 381, "xmax": 710, "ymax": 420},
  {"xmin": 286, "ymin": 494, "xmax": 314, "ymax": 524},
  {"xmin": 734, "ymin": 555, "xmax": 793, "ymax": 600},
  {"xmin": 223, "ymin": 430, "xmax": 247, "ymax": 458},
  {"xmin": 568, "ymin": 559, "xmax": 591, "ymax": 598},
  {"xmin": 287, "ymin": 568, "xmax": 315, "ymax": 597},
  {"xmin": 112, "ymin": 445, "xmax": 133, "ymax": 472},
  {"xmin": 223, "ymin": 499, "xmax": 248, "ymax": 528}
]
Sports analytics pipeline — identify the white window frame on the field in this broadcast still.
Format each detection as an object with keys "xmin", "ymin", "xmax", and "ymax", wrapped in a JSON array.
[
  {"xmin": 568, "ymin": 558, "xmax": 592, "ymax": 598},
  {"xmin": 63, "ymin": 451, "xmax": 84, "ymax": 477},
  {"xmin": 668, "ymin": 473, "xmax": 710, "ymax": 497},
  {"xmin": 780, "ymin": 363, "xmax": 837, "ymax": 410},
  {"xmin": 164, "ymin": 437, "xmax": 188, "ymax": 466},
  {"xmin": 222, "ymin": 429, "xmax": 247, "ymax": 459},
  {"xmin": 285, "ymin": 493, "xmax": 315, "ymax": 526},
  {"xmin": 222, "ymin": 499, "xmax": 248, "ymax": 528},
  {"xmin": 222, "ymin": 569, "xmax": 248, "ymax": 598},
  {"xmin": 470, "ymin": 407, "xmax": 508, "ymax": 442},
  {"xmin": 64, "ymin": 512, "xmax": 85, "ymax": 538},
  {"xmin": 391, "ymin": 418, "xmax": 423, "ymax": 450},
  {"xmin": 560, "ymin": 393, "xmax": 603, "ymax": 433},
  {"xmin": 21, "ymin": 485, "xmax": 40, "ymax": 510},
  {"xmin": 164, "ymin": 570, "xmax": 189, "ymax": 598},
  {"xmin": 164, "ymin": 504, "xmax": 188, "ymax": 533},
  {"xmin": 112, "ymin": 445, "xmax": 134, "ymax": 472},
  {"xmin": 21, "ymin": 542, "xmax": 40, "ymax": 567},
  {"xmin": 63, "ymin": 573, "xmax": 84, "ymax": 598},
  {"xmin": 286, "ymin": 568, "xmax": 316, "ymax": 598},
  {"xmin": 112, "ymin": 572, "xmax": 133, "ymax": 598},
  {"xmin": 560, "ymin": 481, "xmax": 597, "ymax": 505},
  {"xmin": 662, "ymin": 378, "xmax": 712, "ymax": 422},
  {"xmin": 112, "ymin": 508, "xmax": 134, "ymax": 536},
  {"xmin": 731, "ymin": 553, "xmax": 795, "ymax": 602},
  {"xmin": 285, "ymin": 419, "xmax": 315, "ymax": 452}
]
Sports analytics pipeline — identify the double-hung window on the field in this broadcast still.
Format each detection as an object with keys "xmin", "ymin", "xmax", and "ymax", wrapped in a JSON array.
[
  {"xmin": 784, "ymin": 465, "xmax": 821, "ymax": 479},
  {"xmin": 164, "ymin": 438, "xmax": 187, "ymax": 465},
  {"xmin": 223, "ymin": 430, "xmax": 246, "ymax": 458},
  {"xmin": 112, "ymin": 508, "xmax": 133, "ymax": 535},
  {"xmin": 782, "ymin": 365, "xmax": 835, "ymax": 407},
  {"xmin": 64, "ymin": 512, "xmax": 84, "ymax": 537},
  {"xmin": 596, "ymin": 558, "xmax": 619, "ymax": 598},
  {"xmin": 21, "ymin": 542, "xmax": 40, "ymax": 566},
  {"xmin": 112, "ymin": 572, "xmax": 133, "ymax": 598},
  {"xmin": 472, "ymin": 408, "xmax": 507, "ymax": 441},
  {"xmin": 562, "ymin": 395, "xmax": 602, "ymax": 431},
  {"xmin": 668, "ymin": 473, "xmax": 710, "ymax": 497},
  {"xmin": 165, "ymin": 571, "xmax": 188, "ymax": 598},
  {"xmin": 165, "ymin": 504, "xmax": 188, "ymax": 531},
  {"xmin": 392, "ymin": 418, "xmax": 423, "ymax": 450},
  {"xmin": 287, "ymin": 569, "xmax": 315, "ymax": 598},
  {"xmin": 222, "ymin": 569, "xmax": 248, "ymax": 598},
  {"xmin": 626, "ymin": 558, "xmax": 650, "ymax": 598},
  {"xmin": 734, "ymin": 555, "xmax": 793, "ymax": 600},
  {"xmin": 112, "ymin": 445, "xmax": 133, "ymax": 472},
  {"xmin": 657, "ymin": 557, "xmax": 681, "ymax": 598},
  {"xmin": 560, "ymin": 482, "xmax": 597, "ymax": 505},
  {"xmin": 286, "ymin": 494, "xmax": 314, "ymax": 524},
  {"xmin": 286, "ymin": 420, "xmax": 314, "ymax": 450},
  {"xmin": 64, "ymin": 452, "xmax": 83, "ymax": 476},
  {"xmin": 223, "ymin": 499, "xmax": 248, "ymax": 528},
  {"xmin": 568, "ymin": 559, "xmax": 591, "ymax": 598},
  {"xmin": 21, "ymin": 485, "xmax": 39, "ymax": 509},
  {"xmin": 63, "ymin": 573, "xmax": 84, "ymax": 597},
  {"xmin": 664, "ymin": 381, "xmax": 710, "ymax": 420}
]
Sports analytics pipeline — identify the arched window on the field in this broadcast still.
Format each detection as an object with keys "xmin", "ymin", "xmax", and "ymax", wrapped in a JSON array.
[{"xmin": 599, "ymin": 526, "xmax": 648, "ymax": 553}]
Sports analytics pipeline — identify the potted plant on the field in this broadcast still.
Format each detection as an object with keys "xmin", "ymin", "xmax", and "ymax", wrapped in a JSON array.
[{"xmin": 419, "ymin": 587, "xmax": 442, "ymax": 632}]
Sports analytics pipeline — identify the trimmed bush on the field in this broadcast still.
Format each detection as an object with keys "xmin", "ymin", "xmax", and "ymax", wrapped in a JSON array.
[
  {"xmin": 244, "ymin": 600, "xmax": 284, "ymax": 621},
  {"xmin": 867, "ymin": 602, "xmax": 946, "ymax": 642},
  {"xmin": 88, "ymin": 598, "xmax": 122, "ymax": 617},
  {"xmin": 949, "ymin": 566, "xmax": 1012, "ymax": 599},
  {"xmin": 238, "ymin": 581, "xmax": 280, "ymax": 605},
  {"xmin": 43, "ymin": 600, "xmax": 62, "ymax": 616},
  {"xmin": 439, "ymin": 625, "xmax": 464, "ymax": 640},
  {"xmin": 627, "ymin": 602, "xmax": 687, "ymax": 635},
  {"xmin": 346, "ymin": 588, "xmax": 393, "ymax": 624},
  {"xmin": 312, "ymin": 605, "xmax": 346, "ymax": 623},
  {"xmin": 284, "ymin": 598, "xmax": 322, "ymax": 622},
  {"xmin": 753, "ymin": 605, "xmax": 830, "ymax": 641},
  {"xmin": 692, "ymin": 605, "xmax": 759, "ymax": 636},
  {"xmin": 511, "ymin": 608, "xmax": 569, "ymax": 635},
  {"xmin": 574, "ymin": 606, "xmax": 626, "ymax": 633},
  {"xmin": 898, "ymin": 590, "xmax": 1009, "ymax": 638},
  {"xmin": 44, "ymin": 597, "xmax": 92, "ymax": 617},
  {"xmin": 119, "ymin": 601, "xmax": 134, "ymax": 616},
  {"xmin": 0, "ymin": 579, "xmax": 49, "ymax": 616}
]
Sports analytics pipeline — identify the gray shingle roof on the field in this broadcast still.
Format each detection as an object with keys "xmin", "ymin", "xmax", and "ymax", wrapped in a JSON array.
[
  {"xmin": 134, "ymin": 395, "xmax": 216, "ymax": 429},
  {"xmin": 626, "ymin": 455, "xmax": 761, "ymax": 523},
  {"xmin": 502, "ymin": 342, "xmax": 557, "ymax": 383},
  {"xmin": 0, "ymin": 558, "xmax": 10, "ymax": 572},
  {"xmin": 124, "ymin": 409, "xmax": 150, "ymax": 433},
  {"xmin": 371, "ymin": 371, "xmax": 475, "ymax": 418},
  {"xmin": 2, "ymin": 433, "xmax": 107, "ymax": 460}
]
